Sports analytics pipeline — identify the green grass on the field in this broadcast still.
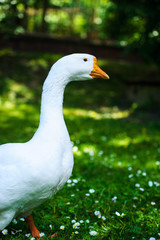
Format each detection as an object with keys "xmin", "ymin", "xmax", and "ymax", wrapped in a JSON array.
[{"xmin": 0, "ymin": 51, "xmax": 160, "ymax": 240}]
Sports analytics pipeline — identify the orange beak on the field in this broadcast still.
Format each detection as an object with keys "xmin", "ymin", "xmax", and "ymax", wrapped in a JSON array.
[{"xmin": 90, "ymin": 57, "xmax": 109, "ymax": 79}]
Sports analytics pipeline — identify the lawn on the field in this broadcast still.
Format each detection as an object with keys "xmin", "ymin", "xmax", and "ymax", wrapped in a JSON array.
[{"xmin": 0, "ymin": 50, "xmax": 160, "ymax": 240}]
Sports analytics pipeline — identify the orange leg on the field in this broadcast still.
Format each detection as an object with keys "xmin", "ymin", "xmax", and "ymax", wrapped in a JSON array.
[
  {"xmin": 25, "ymin": 215, "xmax": 41, "ymax": 238},
  {"xmin": 51, "ymin": 233, "xmax": 56, "ymax": 238}
]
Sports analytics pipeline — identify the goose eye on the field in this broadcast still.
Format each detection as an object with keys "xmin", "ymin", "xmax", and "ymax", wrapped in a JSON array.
[{"xmin": 83, "ymin": 58, "xmax": 88, "ymax": 62}]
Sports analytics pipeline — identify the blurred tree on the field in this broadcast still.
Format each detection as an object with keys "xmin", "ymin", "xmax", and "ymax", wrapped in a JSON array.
[
  {"xmin": 0, "ymin": 0, "xmax": 25, "ymax": 36},
  {"xmin": 102, "ymin": 0, "xmax": 160, "ymax": 63},
  {"xmin": 0, "ymin": 0, "xmax": 159, "ymax": 63},
  {"xmin": 0, "ymin": 0, "xmax": 105, "ymax": 37}
]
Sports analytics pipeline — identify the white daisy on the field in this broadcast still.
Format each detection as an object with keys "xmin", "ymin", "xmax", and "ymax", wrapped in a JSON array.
[
  {"xmin": 154, "ymin": 181, "xmax": 160, "ymax": 187},
  {"xmin": 67, "ymin": 179, "xmax": 72, "ymax": 184},
  {"xmin": 60, "ymin": 225, "xmax": 65, "ymax": 230},
  {"xmin": 112, "ymin": 196, "xmax": 117, "ymax": 202},
  {"xmin": 12, "ymin": 219, "xmax": 18, "ymax": 224},
  {"xmin": 73, "ymin": 222, "xmax": 80, "ymax": 229},
  {"xmin": 25, "ymin": 233, "xmax": 31, "ymax": 237},
  {"xmin": 2, "ymin": 229, "xmax": 8, "ymax": 235},
  {"xmin": 94, "ymin": 210, "xmax": 101, "ymax": 216},
  {"xmin": 135, "ymin": 183, "xmax": 140, "ymax": 187},
  {"xmin": 89, "ymin": 189, "xmax": 95, "ymax": 193},
  {"xmin": 39, "ymin": 232, "xmax": 45, "ymax": 237},
  {"xmin": 89, "ymin": 230, "xmax": 97, "ymax": 236},
  {"xmin": 128, "ymin": 174, "xmax": 133, "ymax": 178},
  {"xmin": 49, "ymin": 224, "xmax": 53, "ymax": 229},
  {"xmin": 73, "ymin": 179, "xmax": 78, "ymax": 183},
  {"xmin": 85, "ymin": 193, "xmax": 90, "ymax": 196},
  {"xmin": 115, "ymin": 211, "xmax": 121, "ymax": 216},
  {"xmin": 148, "ymin": 181, "xmax": 153, "ymax": 187}
]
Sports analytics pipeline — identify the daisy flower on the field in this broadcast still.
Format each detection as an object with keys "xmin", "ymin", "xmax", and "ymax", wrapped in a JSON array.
[
  {"xmin": 94, "ymin": 210, "xmax": 101, "ymax": 216},
  {"xmin": 85, "ymin": 193, "xmax": 90, "ymax": 196},
  {"xmin": 67, "ymin": 179, "xmax": 72, "ymax": 184},
  {"xmin": 2, "ymin": 229, "xmax": 8, "ymax": 235},
  {"xmin": 115, "ymin": 211, "xmax": 121, "ymax": 216},
  {"xmin": 89, "ymin": 230, "xmax": 97, "ymax": 236},
  {"xmin": 128, "ymin": 174, "xmax": 133, "ymax": 178},
  {"xmin": 12, "ymin": 219, "xmax": 18, "ymax": 224},
  {"xmin": 49, "ymin": 224, "xmax": 53, "ymax": 229},
  {"xmin": 39, "ymin": 232, "xmax": 45, "ymax": 237},
  {"xmin": 60, "ymin": 225, "xmax": 65, "ymax": 230},
  {"xmin": 73, "ymin": 222, "xmax": 80, "ymax": 229},
  {"xmin": 73, "ymin": 179, "xmax": 78, "ymax": 183},
  {"xmin": 148, "ymin": 181, "xmax": 153, "ymax": 187},
  {"xmin": 112, "ymin": 196, "xmax": 117, "ymax": 202},
  {"xmin": 25, "ymin": 233, "xmax": 31, "ymax": 237},
  {"xmin": 89, "ymin": 189, "xmax": 95, "ymax": 193},
  {"xmin": 135, "ymin": 183, "xmax": 140, "ymax": 187}
]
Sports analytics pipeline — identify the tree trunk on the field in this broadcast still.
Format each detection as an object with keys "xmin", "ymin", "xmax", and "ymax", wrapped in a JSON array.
[{"xmin": 41, "ymin": 0, "xmax": 49, "ymax": 32}]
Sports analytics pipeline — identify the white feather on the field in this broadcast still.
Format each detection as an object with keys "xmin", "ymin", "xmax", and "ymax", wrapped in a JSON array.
[{"xmin": 0, "ymin": 53, "xmax": 95, "ymax": 230}]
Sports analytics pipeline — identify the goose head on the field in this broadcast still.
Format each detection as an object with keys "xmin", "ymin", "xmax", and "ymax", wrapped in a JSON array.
[{"xmin": 47, "ymin": 53, "xmax": 109, "ymax": 85}]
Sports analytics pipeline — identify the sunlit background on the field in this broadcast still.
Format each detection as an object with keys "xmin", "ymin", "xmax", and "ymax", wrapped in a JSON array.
[{"xmin": 0, "ymin": 1, "xmax": 160, "ymax": 239}]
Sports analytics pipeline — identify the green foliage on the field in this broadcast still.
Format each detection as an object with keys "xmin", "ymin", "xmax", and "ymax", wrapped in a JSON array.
[
  {"xmin": 0, "ymin": 52, "xmax": 160, "ymax": 239},
  {"xmin": 1, "ymin": 0, "xmax": 160, "ymax": 63},
  {"xmin": 102, "ymin": 0, "xmax": 160, "ymax": 63}
]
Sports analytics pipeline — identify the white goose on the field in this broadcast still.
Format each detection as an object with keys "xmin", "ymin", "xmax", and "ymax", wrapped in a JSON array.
[{"xmin": 0, "ymin": 53, "xmax": 109, "ymax": 238}]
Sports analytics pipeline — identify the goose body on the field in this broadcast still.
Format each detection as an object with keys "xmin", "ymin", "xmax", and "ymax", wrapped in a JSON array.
[{"xmin": 0, "ymin": 53, "xmax": 109, "ymax": 237}]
